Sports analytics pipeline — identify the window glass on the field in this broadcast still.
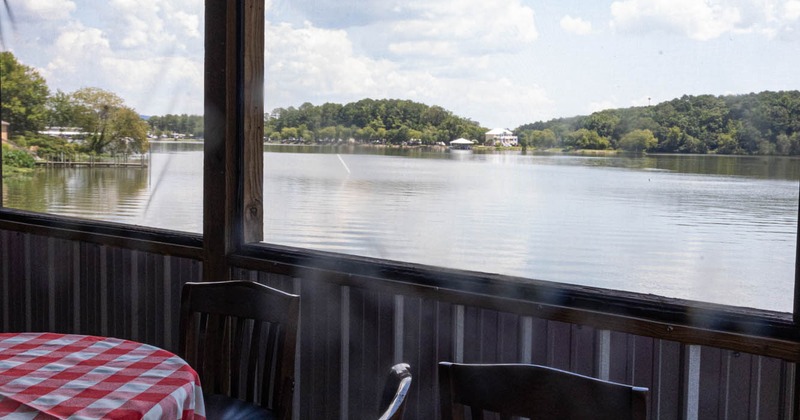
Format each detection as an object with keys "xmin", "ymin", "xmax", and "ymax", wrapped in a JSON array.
[
  {"xmin": 1, "ymin": 1, "xmax": 203, "ymax": 234},
  {"xmin": 260, "ymin": 0, "xmax": 799, "ymax": 312},
  {"xmin": 3, "ymin": 2, "xmax": 798, "ymax": 313}
]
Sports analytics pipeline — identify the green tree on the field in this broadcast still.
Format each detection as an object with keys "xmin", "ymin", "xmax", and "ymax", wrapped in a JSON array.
[
  {"xmin": 317, "ymin": 126, "xmax": 337, "ymax": 142},
  {"xmin": 564, "ymin": 129, "xmax": 610, "ymax": 150},
  {"xmin": 105, "ymin": 108, "xmax": 150, "ymax": 153},
  {"xmin": 618, "ymin": 129, "xmax": 657, "ymax": 153},
  {"xmin": 46, "ymin": 89, "xmax": 81, "ymax": 127},
  {"xmin": 70, "ymin": 87, "xmax": 148, "ymax": 154},
  {"xmin": 266, "ymin": 99, "xmax": 485, "ymax": 145},
  {"xmin": 527, "ymin": 129, "xmax": 557, "ymax": 149},
  {"xmin": 280, "ymin": 127, "xmax": 299, "ymax": 140},
  {"xmin": 0, "ymin": 52, "xmax": 50, "ymax": 135},
  {"xmin": 583, "ymin": 110, "xmax": 620, "ymax": 139}
]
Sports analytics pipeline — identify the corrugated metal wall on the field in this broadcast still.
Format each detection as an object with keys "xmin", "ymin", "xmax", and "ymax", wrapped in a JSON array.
[
  {"xmin": 233, "ymin": 268, "xmax": 796, "ymax": 420},
  {"xmin": 0, "ymin": 229, "xmax": 201, "ymax": 353},
  {"xmin": 1, "ymin": 228, "xmax": 794, "ymax": 419}
]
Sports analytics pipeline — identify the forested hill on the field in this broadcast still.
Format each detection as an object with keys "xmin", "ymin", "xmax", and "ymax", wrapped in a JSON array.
[
  {"xmin": 265, "ymin": 98, "xmax": 486, "ymax": 145},
  {"xmin": 517, "ymin": 91, "xmax": 800, "ymax": 155}
]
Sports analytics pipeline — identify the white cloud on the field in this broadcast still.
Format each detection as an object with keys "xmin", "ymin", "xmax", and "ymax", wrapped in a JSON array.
[
  {"xmin": 16, "ymin": 0, "xmax": 76, "ymax": 21},
  {"xmin": 101, "ymin": 55, "xmax": 202, "ymax": 113},
  {"xmin": 560, "ymin": 15, "xmax": 593, "ymax": 35},
  {"xmin": 266, "ymin": 22, "xmax": 392, "ymax": 100},
  {"xmin": 610, "ymin": 0, "xmax": 741, "ymax": 40},
  {"xmin": 439, "ymin": 78, "xmax": 552, "ymax": 127},
  {"xmin": 76, "ymin": 0, "xmax": 200, "ymax": 53},
  {"xmin": 388, "ymin": 41, "xmax": 457, "ymax": 57},
  {"xmin": 388, "ymin": 0, "xmax": 538, "ymax": 55},
  {"xmin": 263, "ymin": 18, "xmax": 550, "ymax": 127},
  {"xmin": 8, "ymin": 0, "xmax": 797, "ymax": 126},
  {"xmin": 588, "ymin": 98, "xmax": 619, "ymax": 113},
  {"xmin": 786, "ymin": 1, "xmax": 800, "ymax": 20},
  {"xmin": 609, "ymin": 0, "xmax": 800, "ymax": 39},
  {"xmin": 172, "ymin": 10, "xmax": 201, "ymax": 38},
  {"xmin": 44, "ymin": 23, "xmax": 112, "ymax": 77},
  {"xmin": 31, "ymin": 1, "xmax": 204, "ymax": 115}
]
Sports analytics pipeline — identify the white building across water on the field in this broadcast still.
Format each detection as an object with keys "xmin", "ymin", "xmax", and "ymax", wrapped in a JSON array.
[
  {"xmin": 485, "ymin": 128, "xmax": 518, "ymax": 146},
  {"xmin": 449, "ymin": 138, "xmax": 474, "ymax": 150}
]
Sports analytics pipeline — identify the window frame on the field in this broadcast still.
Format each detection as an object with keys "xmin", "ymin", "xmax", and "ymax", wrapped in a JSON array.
[
  {"xmin": 0, "ymin": 0, "xmax": 798, "ymax": 357},
  {"xmin": 217, "ymin": 0, "xmax": 800, "ymax": 352}
]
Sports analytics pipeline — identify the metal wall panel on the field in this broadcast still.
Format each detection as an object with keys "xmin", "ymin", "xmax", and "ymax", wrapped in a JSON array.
[
  {"xmin": 1, "ymin": 229, "xmax": 795, "ymax": 420},
  {"xmin": 0, "ymin": 230, "xmax": 201, "ymax": 353}
]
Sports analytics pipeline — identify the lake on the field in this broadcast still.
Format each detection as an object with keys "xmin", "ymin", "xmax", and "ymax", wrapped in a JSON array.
[{"xmin": 3, "ymin": 142, "xmax": 798, "ymax": 312}]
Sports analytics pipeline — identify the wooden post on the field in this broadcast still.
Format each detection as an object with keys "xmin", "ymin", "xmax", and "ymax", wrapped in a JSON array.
[
  {"xmin": 203, "ymin": 0, "xmax": 265, "ymax": 282},
  {"xmin": 242, "ymin": 0, "xmax": 264, "ymax": 243}
]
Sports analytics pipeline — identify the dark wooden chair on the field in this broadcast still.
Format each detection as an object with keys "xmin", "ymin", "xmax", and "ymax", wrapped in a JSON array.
[
  {"xmin": 179, "ymin": 280, "xmax": 299, "ymax": 420},
  {"xmin": 438, "ymin": 362, "xmax": 648, "ymax": 420},
  {"xmin": 378, "ymin": 363, "xmax": 413, "ymax": 420}
]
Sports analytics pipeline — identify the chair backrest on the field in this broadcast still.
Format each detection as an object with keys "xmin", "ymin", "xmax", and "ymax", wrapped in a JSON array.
[
  {"xmin": 438, "ymin": 362, "xmax": 648, "ymax": 420},
  {"xmin": 378, "ymin": 363, "xmax": 413, "ymax": 420},
  {"xmin": 179, "ymin": 280, "xmax": 299, "ymax": 419}
]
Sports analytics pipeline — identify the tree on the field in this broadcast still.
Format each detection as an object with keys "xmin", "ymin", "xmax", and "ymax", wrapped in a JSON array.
[
  {"xmin": 564, "ymin": 129, "xmax": 610, "ymax": 150},
  {"xmin": 105, "ymin": 107, "xmax": 150, "ymax": 154},
  {"xmin": 0, "ymin": 52, "xmax": 50, "ymax": 135},
  {"xmin": 583, "ymin": 110, "xmax": 620, "ymax": 139},
  {"xmin": 526, "ymin": 129, "xmax": 557, "ymax": 149},
  {"xmin": 266, "ymin": 99, "xmax": 485, "ymax": 145},
  {"xmin": 46, "ymin": 89, "xmax": 81, "ymax": 127},
  {"xmin": 618, "ymin": 129, "xmax": 657, "ymax": 153},
  {"xmin": 70, "ymin": 87, "xmax": 148, "ymax": 154}
]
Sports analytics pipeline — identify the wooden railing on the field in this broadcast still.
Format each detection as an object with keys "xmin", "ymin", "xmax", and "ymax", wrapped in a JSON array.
[{"xmin": 1, "ymin": 213, "xmax": 797, "ymax": 419}]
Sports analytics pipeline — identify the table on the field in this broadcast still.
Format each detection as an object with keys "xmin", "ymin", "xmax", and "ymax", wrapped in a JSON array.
[{"xmin": 0, "ymin": 332, "xmax": 205, "ymax": 419}]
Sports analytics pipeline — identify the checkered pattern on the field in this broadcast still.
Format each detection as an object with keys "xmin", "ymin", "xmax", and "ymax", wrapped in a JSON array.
[{"xmin": 0, "ymin": 333, "xmax": 205, "ymax": 420}]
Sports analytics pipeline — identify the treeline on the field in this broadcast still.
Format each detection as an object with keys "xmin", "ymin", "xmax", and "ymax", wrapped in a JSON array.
[
  {"xmin": 147, "ymin": 114, "xmax": 203, "ymax": 138},
  {"xmin": 518, "ymin": 91, "xmax": 800, "ymax": 155},
  {"xmin": 265, "ymin": 99, "xmax": 486, "ymax": 145},
  {"xmin": 1, "ymin": 52, "xmax": 149, "ymax": 156}
]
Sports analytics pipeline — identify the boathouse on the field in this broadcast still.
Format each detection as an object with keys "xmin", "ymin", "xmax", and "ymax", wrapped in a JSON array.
[{"xmin": 449, "ymin": 138, "xmax": 474, "ymax": 150}]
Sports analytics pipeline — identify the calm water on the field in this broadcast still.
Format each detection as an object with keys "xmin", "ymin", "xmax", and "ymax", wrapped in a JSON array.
[{"xmin": 4, "ymin": 142, "xmax": 798, "ymax": 312}]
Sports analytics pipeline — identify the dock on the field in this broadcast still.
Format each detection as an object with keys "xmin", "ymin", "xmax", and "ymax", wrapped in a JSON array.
[{"xmin": 35, "ymin": 158, "xmax": 148, "ymax": 168}]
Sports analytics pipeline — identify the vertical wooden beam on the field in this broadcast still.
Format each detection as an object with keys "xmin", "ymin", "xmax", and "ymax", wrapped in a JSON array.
[
  {"xmin": 243, "ymin": 0, "xmax": 264, "ymax": 243},
  {"xmin": 794, "ymin": 181, "xmax": 800, "ymax": 323},
  {"xmin": 794, "ymin": 179, "xmax": 800, "ymax": 420},
  {"xmin": 203, "ymin": 0, "xmax": 237, "ymax": 282},
  {"xmin": 204, "ymin": 0, "xmax": 265, "ymax": 281}
]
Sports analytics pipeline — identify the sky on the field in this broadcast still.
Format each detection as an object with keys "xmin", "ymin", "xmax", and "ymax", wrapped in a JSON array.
[{"xmin": 1, "ymin": 0, "xmax": 799, "ymax": 129}]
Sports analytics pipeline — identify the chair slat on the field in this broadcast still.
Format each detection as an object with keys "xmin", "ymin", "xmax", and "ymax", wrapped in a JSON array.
[
  {"xmin": 205, "ymin": 314, "xmax": 224, "ymax": 393},
  {"xmin": 263, "ymin": 322, "xmax": 280, "ymax": 407},
  {"xmin": 246, "ymin": 319, "xmax": 263, "ymax": 403},
  {"xmin": 230, "ymin": 317, "xmax": 247, "ymax": 399},
  {"xmin": 178, "ymin": 280, "xmax": 299, "ymax": 418}
]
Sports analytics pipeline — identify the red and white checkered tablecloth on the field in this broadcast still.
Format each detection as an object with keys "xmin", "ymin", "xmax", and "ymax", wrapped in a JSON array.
[{"xmin": 0, "ymin": 332, "xmax": 205, "ymax": 420}]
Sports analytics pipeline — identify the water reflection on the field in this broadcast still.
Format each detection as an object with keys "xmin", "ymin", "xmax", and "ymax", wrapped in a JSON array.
[
  {"xmin": 265, "ymin": 144, "xmax": 800, "ymax": 180},
  {"xmin": 4, "ymin": 167, "xmax": 149, "ymax": 218},
  {"xmin": 538, "ymin": 154, "xmax": 800, "ymax": 180},
  {"xmin": 3, "ymin": 144, "xmax": 797, "ymax": 311}
]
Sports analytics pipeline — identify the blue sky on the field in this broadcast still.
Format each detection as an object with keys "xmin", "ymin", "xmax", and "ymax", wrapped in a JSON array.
[{"xmin": 3, "ymin": 0, "xmax": 799, "ymax": 129}]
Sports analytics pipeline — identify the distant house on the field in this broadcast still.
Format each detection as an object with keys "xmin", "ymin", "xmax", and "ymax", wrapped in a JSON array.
[
  {"xmin": 1, "ymin": 121, "xmax": 8, "ymax": 142},
  {"xmin": 39, "ymin": 127, "xmax": 86, "ymax": 141},
  {"xmin": 449, "ymin": 138, "xmax": 474, "ymax": 150},
  {"xmin": 485, "ymin": 128, "xmax": 518, "ymax": 146}
]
